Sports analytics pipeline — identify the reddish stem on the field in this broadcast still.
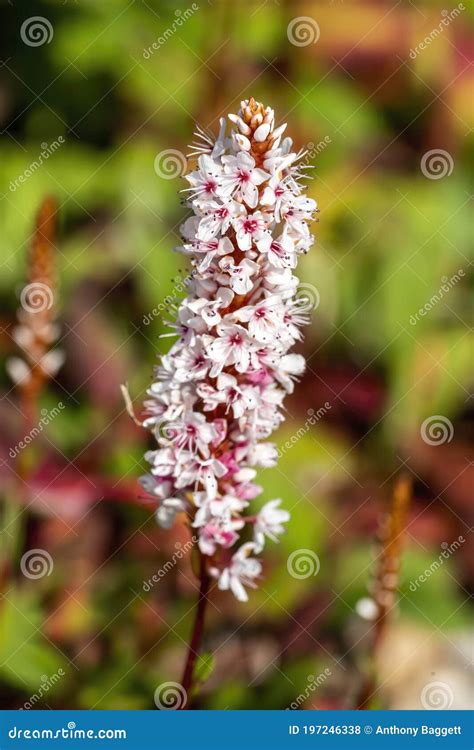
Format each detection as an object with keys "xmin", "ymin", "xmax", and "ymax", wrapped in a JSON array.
[
  {"xmin": 356, "ymin": 474, "xmax": 412, "ymax": 709},
  {"xmin": 180, "ymin": 553, "xmax": 210, "ymax": 708}
]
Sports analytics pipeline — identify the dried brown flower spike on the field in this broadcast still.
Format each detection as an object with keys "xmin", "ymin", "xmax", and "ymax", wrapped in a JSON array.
[
  {"xmin": 355, "ymin": 473, "xmax": 412, "ymax": 708},
  {"xmin": 7, "ymin": 196, "xmax": 64, "ymax": 421},
  {"xmin": 371, "ymin": 473, "xmax": 412, "ymax": 627}
]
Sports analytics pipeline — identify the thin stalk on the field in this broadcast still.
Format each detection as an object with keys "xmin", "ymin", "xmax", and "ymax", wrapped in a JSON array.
[
  {"xmin": 180, "ymin": 552, "xmax": 210, "ymax": 708},
  {"xmin": 356, "ymin": 473, "xmax": 412, "ymax": 709}
]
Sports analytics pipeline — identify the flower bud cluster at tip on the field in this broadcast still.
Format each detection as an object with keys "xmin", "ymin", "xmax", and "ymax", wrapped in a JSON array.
[{"xmin": 141, "ymin": 98, "xmax": 317, "ymax": 602}]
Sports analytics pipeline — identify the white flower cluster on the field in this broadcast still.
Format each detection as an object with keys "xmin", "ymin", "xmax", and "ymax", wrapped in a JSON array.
[{"xmin": 141, "ymin": 98, "xmax": 316, "ymax": 602}]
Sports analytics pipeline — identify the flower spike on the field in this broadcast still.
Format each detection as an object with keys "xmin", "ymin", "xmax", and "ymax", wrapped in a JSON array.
[{"xmin": 140, "ymin": 98, "xmax": 317, "ymax": 601}]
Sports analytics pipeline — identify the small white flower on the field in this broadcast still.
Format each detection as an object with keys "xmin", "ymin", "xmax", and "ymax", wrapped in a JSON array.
[
  {"xmin": 260, "ymin": 174, "xmax": 296, "ymax": 222},
  {"xmin": 234, "ymin": 210, "xmax": 267, "ymax": 251},
  {"xmin": 155, "ymin": 497, "xmax": 187, "ymax": 529},
  {"xmin": 274, "ymin": 353, "xmax": 306, "ymax": 393},
  {"xmin": 206, "ymin": 323, "xmax": 256, "ymax": 375},
  {"xmin": 246, "ymin": 442, "xmax": 278, "ymax": 468},
  {"xmin": 233, "ymin": 295, "xmax": 283, "ymax": 343},
  {"xmin": 183, "ymin": 154, "xmax": 222, "ymax": 202},
  {"xmin": 197, "ymin": 200, "xmax": 239, "ymax": 241},
  {"xmin": 257, "ymin": 230, "xmax": 297, "ymax": 269},
  {"xmin": 218, "ymin": 256, "xmax": 259, "ymax": 295},
  {"xmin": 212, "ymin": 542, "xmax": 262, "ymax": 602},
  {"xmin": 219, "ymin": 152, "xmax": 269, "ymax": 209},
  {"xmin": 253, "ymin": 499, "xmax": 290, "ymax": 551},
  {"xmin": 161, "ymin": 412, "xmax": 216, "ymax": 458},
  {"xmin": 282, "ymin": 195, "xmax": 317, "ymax": 237},
  {"xmin": 185, "ymin": 236, "xmax": 233, "ymax": 273},
  {"xmin": 186, "ymin": 287, "xmax": 234, "ymax": 328}
]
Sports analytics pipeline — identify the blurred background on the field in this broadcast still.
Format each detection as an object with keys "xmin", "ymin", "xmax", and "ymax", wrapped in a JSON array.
[{"xmin": 0, "ymin": 0, "xmax": 472, "ymax": 710}]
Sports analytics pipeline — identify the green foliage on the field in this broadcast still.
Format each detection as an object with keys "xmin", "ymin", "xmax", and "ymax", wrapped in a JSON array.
[
  {"xmin": 0, "ymin": 589, "xmax": 66, "ymax": 692},
  {"xmin": 0, "ymin": 0, "xmax": 471, "ymax": 711}
]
